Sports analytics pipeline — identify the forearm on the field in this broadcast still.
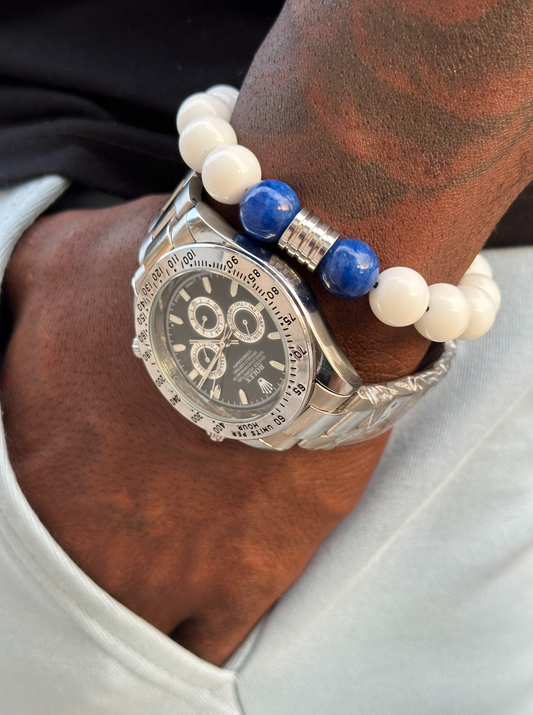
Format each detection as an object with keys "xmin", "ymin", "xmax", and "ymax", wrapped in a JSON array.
[{"xmin": 230, "ymin": 0, "xmax": 533, "ymax": 381}]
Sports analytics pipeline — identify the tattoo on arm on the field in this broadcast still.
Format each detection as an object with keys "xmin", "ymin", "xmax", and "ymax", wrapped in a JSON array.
[
  {"xmin": 229, "ymin": 0, "xmax": 533, "ymax": 380},
  {"xmin": 234, "ymin": 0, "xmax": 533, "ymax": 238}
]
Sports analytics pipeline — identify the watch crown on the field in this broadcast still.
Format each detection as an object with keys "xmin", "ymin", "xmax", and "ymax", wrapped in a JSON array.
[{"xmin": 131, "ymin": 337, "xmax": 142, "ymax": 359}]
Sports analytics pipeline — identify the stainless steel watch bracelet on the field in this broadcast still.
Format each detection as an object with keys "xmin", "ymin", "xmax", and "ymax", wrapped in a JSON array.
[
  {"xmin": 247, "ymin": 340, "xmax": 456, "ymax": 450},
  {"xmin": 135, "ymin": 172, "xmax": 457, "ymax": 451}
]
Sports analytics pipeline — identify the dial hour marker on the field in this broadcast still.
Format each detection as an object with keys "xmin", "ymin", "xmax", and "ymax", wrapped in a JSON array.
[
  {"xmin": 180, "ymin": 288, "xmax": 191, "ymax": 302},
  {"xmin": 202, "ymin": 277, "xmax": 212, "ymax": 294},
  {"xmin": 239, "ymin": 389, "xmax": 248, "ymax": 405},
  {"xmin": 188, "ymin": 369, "xmax": 199, "ymax": 380},
  {"xmin": 169, "ymin": 314, "xmax": 183, "ymax": 325},
  {"xmin": 270, "ymin": 360, "xmax": 285, "ymax": 371},
  {"xmin": 173, "ymin": 344, "xmax": 186, "ymax": 352},
  {"xmin": 255, "ymin": 302, "xmax": 264, "ymax": 312},
  {"xmin": 267, "ymin": 331, "xmax": 281, "ymax": 340},
  {"xmin": 230, "ymin": 281, "xmax": 238, "ymax": 297},
  {"xmin": 211, "ymin": 384, "xmax": 221, "ymax": 400}
]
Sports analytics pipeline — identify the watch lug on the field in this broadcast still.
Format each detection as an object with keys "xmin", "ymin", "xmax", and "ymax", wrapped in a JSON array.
[
  {"xmin": 184, "ymin": 201, "xmax": 241, "ymax": 245},
  {"xmin": 171, "ymin": 212, "xmax": 195, "ymax": 248},
  {"xmin": 171, "ymin": 200, "xmax": 239, "ymax": 249},
  {"xmin": 172, "ymin": 171, "xmax": 203, "ymax": 222},
  {"xmin": 147, "ymin": 170, "xmax": 196, "ymax": 231},
  {"xmin": 134, "ymin": 223, "xmax": 174, "ymax": 295},
  {"xmin": 305, "ymin": 308, "xmax": 362, "ymax": 396},
  {"xmin": 142, "ymin": 225, "xmax": 173, "ymax": 271},
  {"xmin": 308, "ymin": 381, "xmax": 349, "ymax": 412},
  {"xmin": 139, "ymin": 171, "xmax": 202, "ymax": 263}
]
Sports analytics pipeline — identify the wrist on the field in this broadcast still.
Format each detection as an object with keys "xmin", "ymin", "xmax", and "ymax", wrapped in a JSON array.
[
  {"xmin": 202, "ymin": 0, "xmax": 532, "ymax": 383},
  {"xmin": 308, "ymin": 275, "xmax": 431, "ymax": 383},
  {"xmin": 205, "ymin": 179, "xmax": 432, "ymax": 385}
]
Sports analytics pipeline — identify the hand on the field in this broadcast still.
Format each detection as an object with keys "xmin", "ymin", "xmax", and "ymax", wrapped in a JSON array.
[{"xmin": 1, "ymin": 200, "xmax": 389, "ymax": 666}]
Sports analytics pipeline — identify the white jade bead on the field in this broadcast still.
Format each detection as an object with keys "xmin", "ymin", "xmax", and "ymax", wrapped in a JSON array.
[
  {"xmin": 459, "ymin": 273, "xmax": 501, "ymax": 312},
  {"xmin": 176, "ymin": 93, "xmax": 231, "ymax": 134},
  {"xmin": 207, "ymin": 85, "xmax": 239, "ymax": 111},
  {"xmin": 414, "ymin": 283, "xmax": 471, "ymax": 342},
  {"xmin": 369, "ymin": 267, "xmax": 429, "ymax": 327},
  {"xmin": 202, "ymin": 145, "xmax": 262, "ymax": 204},
  {"xmin": 458, "ymin": 285, "xmax": 496, "ymax": 340},
  {"xmin": 464, "ymin": 253, "xmax": 492, "ymax": 279},
  {"xmin": 178, "ymin": 117, "xmax": 237, "ymax": 172}
]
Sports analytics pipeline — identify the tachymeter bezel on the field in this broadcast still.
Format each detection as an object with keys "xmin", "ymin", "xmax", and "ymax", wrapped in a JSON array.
[{"xmin": 134, "ymin": 242, "xmax": 314, "ymax": 442}]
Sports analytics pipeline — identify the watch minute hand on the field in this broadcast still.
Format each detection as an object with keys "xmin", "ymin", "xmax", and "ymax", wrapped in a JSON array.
[
  {"xmin": 189, "ymin": 339, "xmax": 239, "ymax": 344},
  {"xmin": 197, "ymin": 328, "xmax": 233, "ymax": 388},
  {"xmin": 197, "ymin": 342, "xmax": 225, "ymax": 389}
]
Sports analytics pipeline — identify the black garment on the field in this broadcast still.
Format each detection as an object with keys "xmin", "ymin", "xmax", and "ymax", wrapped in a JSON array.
[
  {"xmin": 0, "ymin": 0, "xmax": 529, "ymax": 247},
  {"xmin": 0, "ymin": 0, "xmax": 283, "ymax": 198}
]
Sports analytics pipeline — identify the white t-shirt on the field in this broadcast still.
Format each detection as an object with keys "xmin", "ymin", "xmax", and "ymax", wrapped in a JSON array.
[{"xmin": 1, "ymin": 176, "xmax": 532, "ymax": 714}]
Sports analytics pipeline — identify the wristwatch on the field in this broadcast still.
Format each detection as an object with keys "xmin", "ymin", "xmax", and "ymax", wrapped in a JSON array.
[{"xmin": 131, "ymin": 172, "xmax": 456, "ymax": 451}]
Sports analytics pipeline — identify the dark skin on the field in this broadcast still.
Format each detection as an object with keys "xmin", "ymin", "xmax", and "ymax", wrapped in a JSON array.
[{"xmin": 1, "ymin": 0, "xmax": 532, "ymax": 665}]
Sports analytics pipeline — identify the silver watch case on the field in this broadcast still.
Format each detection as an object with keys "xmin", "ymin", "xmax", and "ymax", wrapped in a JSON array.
[
  {"xmin": 132, "ymin": 177, "xmax": 361, "ymax": 445},
  {"xmin": 132, "ymin": 172, "xmax": 456, "ymax": 450}
]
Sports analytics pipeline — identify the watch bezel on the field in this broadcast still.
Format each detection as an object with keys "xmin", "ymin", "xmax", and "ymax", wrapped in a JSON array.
[{"xmin": 134, "ymin": 241, "xmax": 315, "ymax": 442}]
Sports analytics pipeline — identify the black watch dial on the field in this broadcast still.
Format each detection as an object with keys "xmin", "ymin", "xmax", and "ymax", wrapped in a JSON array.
[{"xmin": 163, "ymin": 270, "xmax": 288, "ymax": 416}]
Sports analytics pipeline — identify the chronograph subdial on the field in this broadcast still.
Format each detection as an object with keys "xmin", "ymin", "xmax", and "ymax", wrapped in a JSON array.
[
  {"xmin": 188, "ymin": 297, "xmax": 224, "ymax": 338},
  {"xmin": 190, "ymin": 342, "xmax": 227, "ymax": 380},
  {"xmin": 227, "ymin": 301, "xmax": 265, "ymax": 343}
]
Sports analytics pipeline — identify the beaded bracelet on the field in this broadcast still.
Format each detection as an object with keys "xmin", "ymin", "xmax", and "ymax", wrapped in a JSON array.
[{"xmin": 176, "ymin": 86, "xmax": 500, "ymax": 342}]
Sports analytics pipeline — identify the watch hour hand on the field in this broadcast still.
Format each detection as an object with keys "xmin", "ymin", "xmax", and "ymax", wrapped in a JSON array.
[{"xmin": 197, "ymin": 327, "xmax": 232, "ymax": 389}]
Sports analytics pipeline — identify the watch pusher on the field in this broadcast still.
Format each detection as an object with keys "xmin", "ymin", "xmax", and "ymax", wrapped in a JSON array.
[{"xmin": 131, "ymin": 337, "xmax": 142, "ymax": 359}]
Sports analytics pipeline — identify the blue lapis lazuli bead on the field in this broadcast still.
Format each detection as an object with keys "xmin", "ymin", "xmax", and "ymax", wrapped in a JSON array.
[
  {"xmin": 239, "ymin": 180, "xmax": 301, "ymax": 243},
  {"xmin": 318, "ymin": 238, "xmax": 379, "ymax": 299}
]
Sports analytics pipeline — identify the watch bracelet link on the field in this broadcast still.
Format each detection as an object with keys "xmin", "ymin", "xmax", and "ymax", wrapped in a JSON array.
[
  {"xmin": 136, "ymin": 174, "xmax": 457, "ymax": 451},
  {"xmin": 241, "ymin": 341, "xmax": 455, "ymax": 451}
]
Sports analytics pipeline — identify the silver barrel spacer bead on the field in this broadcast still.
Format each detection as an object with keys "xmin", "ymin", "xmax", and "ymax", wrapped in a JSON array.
[{"xmin": 278, "ymin": 208, "xmax": 341, "ymax": 272}]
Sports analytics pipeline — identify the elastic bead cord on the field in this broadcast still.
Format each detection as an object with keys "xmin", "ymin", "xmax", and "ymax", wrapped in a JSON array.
[{"xmin": 176, "ymin": 88, "xmax": 500, "ymax": 340}]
